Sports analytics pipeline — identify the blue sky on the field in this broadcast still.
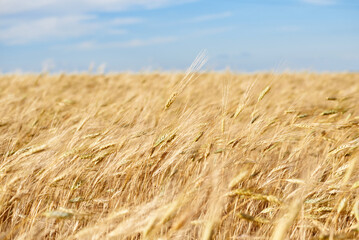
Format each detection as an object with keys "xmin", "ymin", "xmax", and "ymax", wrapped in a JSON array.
[{"xmin": 0, "ymin": 0, "xmax": 358, "ymax": 72}]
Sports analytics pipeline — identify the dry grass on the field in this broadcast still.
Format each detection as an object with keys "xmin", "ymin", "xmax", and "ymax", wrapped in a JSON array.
[{"xmin": 0, "ymin": 71, "xmax": 359, "ymax": 239}]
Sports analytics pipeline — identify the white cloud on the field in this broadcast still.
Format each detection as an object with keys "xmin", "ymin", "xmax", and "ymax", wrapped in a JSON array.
[
  {"xmin": 0, "ymin": 0, "xmax": 195, "ymax": 15},
  {"xmin": 116, "ymin": 36, "xmax": 177, "ymax": 47},
  {"xmin": 0, "ymin": 15, "xmax": 97, "ymax": 44},
  {"xmin": 192, "ymin": 26, "xmax": 234, "ymax": 37},
  {"xmin": 186, "ymin": 11, "xmax": 232, "ymax": 23},
  {"xmin": 0, "ymin": 15, "xmax": 142, "ymax": 44},
  {"xmin": 76, "ymin": 41, "xmax": 97, "ymax": 49},
  {"xmin": 111, "ymin": 17, "xmax": 142, "ymax": 25},
  {"xmin": 0, "ymin": 0, "xmax": 52, "ymax": 15},
  {"xmin": 0, "ymin": 0, "xmax": 193, "ymax": 45},
  {"xmin": 301, "ymin": 0, "xmax": 336, "ymax": 5},
  {"xmin": 74, "ymin": 36, "xmax": 177, "ymax": 49}
]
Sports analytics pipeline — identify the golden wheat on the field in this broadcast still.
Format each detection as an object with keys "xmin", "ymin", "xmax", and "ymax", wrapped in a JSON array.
[{"xmin": 0, "ymin": 72, "xmax": 358, "ymax": 239}]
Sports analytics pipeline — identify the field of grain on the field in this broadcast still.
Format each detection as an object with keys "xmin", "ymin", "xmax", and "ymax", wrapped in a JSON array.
[{"xmin": 0, "ymin": 72, "xmax": 359, "ymax": 239}]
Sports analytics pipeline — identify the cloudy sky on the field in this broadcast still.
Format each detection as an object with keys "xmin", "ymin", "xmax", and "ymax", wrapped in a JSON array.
[{"xmin": 0, "ymin": 0, "xmax": 358, "ymax": 72}]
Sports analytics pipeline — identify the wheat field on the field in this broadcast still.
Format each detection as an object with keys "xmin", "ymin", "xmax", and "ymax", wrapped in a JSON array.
[{"xmin": 0, "ymin": 71, "xmax": 359, "ymax": 239}]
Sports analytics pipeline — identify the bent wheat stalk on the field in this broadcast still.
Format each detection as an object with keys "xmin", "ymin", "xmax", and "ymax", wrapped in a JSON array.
[{"xmin": 164, "ymin": 50, "xmax": 208, "ymax": 110}]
